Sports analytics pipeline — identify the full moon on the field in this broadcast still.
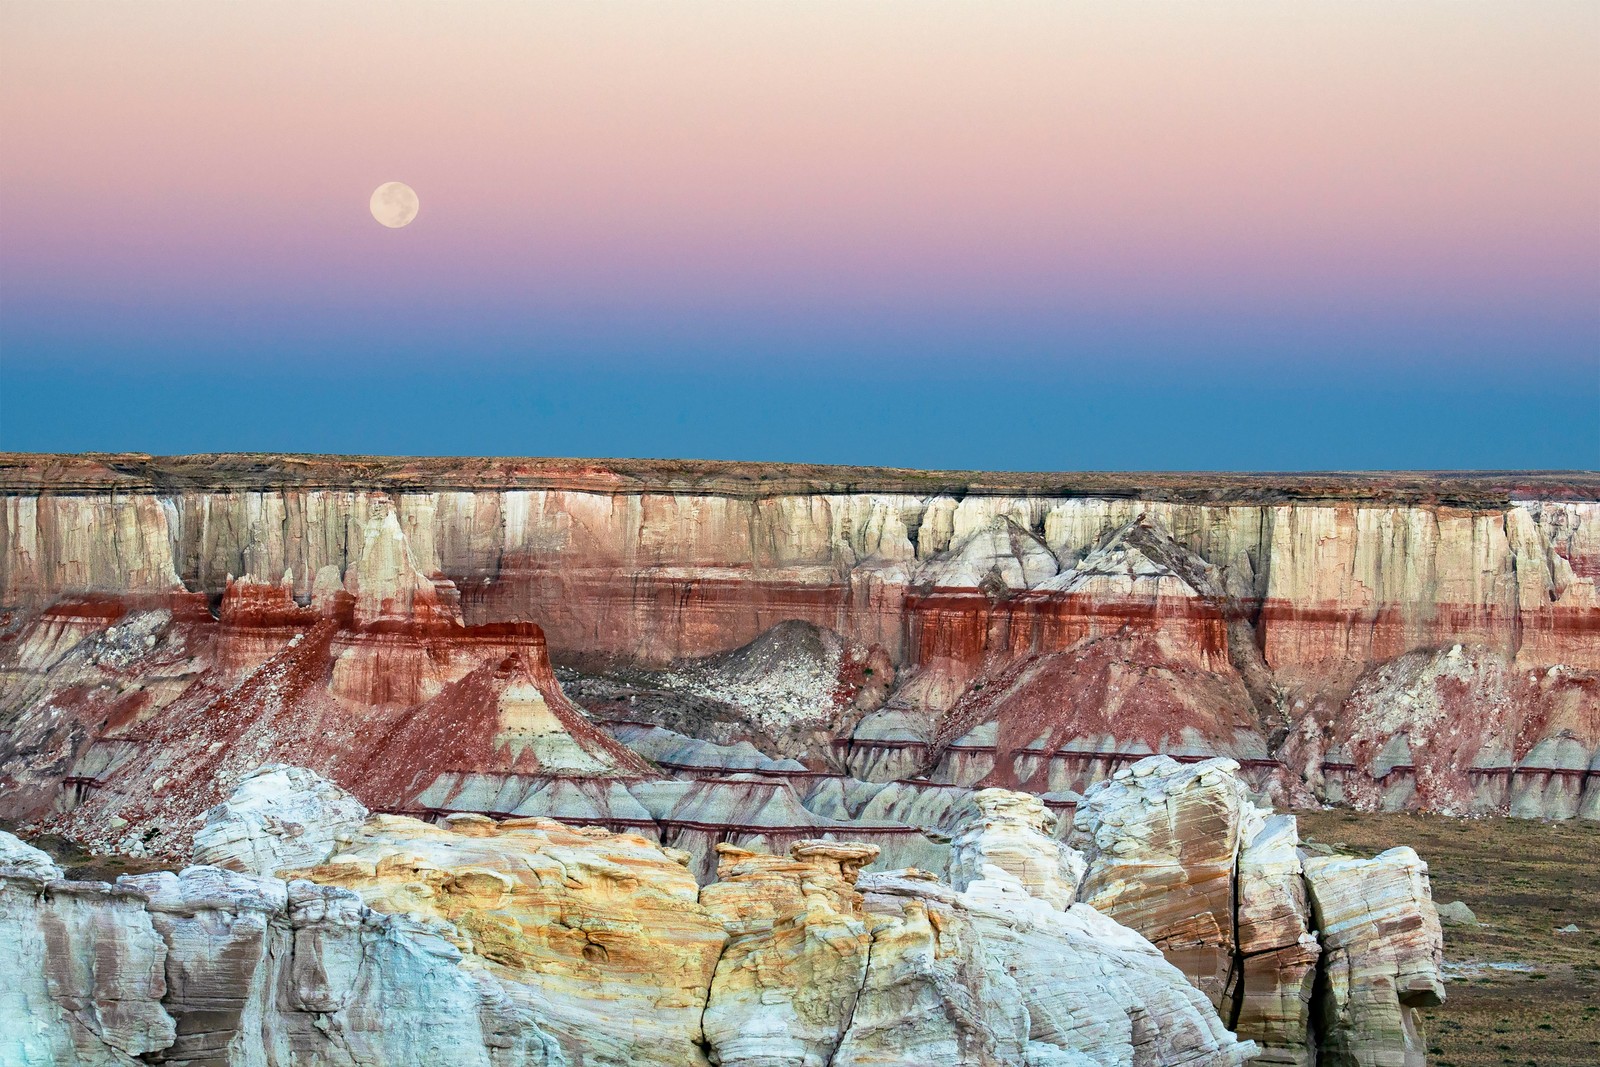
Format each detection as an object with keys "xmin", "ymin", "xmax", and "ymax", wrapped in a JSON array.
[{"xmin": 369, "ymin": 182, "xmax": 419, "ymax": 228}]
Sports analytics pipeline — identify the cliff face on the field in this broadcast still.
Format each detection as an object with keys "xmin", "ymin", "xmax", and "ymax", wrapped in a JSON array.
[
  {"xmin": 4, "ymin": 761, "xmax": 1442, "ymax": 1067},
  {"xmin": 0, "ymin": 455, "xmax": 1545, "ymax": 1065},
  {"xmin": 3, "ymin": 455, "xmax": 1595, "ymax": 829}
]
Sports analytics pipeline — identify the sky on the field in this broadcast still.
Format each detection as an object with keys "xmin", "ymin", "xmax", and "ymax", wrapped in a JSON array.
[{"xmin": 2, "ymin": 2, "xmax": 1597, "ymax": 470}]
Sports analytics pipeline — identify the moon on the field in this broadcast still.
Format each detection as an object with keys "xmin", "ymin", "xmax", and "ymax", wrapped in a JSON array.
[{"xmin": 369, "ymin": 182, "xmax": 419, "ymax": 228}]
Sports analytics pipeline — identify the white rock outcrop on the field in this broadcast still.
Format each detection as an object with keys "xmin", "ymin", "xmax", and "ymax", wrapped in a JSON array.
[
  {"xmin": 128, "ymin": 865, "xmax": 559, "ymax": 1066},
  {"xmin": 919, "ymin": 516, "xmax": 1060, "ymax": 590},
  {"xmin": 1302, "ymin": 847, "xmax": 1445, "ymax": 1067},
  {"xmin": 1, "ymin": 828, "xmax": 561, "ymax": 1067},
  {"xmin": 699, "ymin": 841, "xmax": 880, "ymax": 1067},
  {"xmin": 1072, "ymin": 755, "xmax": 1449, "ymax": 1067},
  {"xmin": 860, "ymin": 870, "xmax": 1257, "ymax": 1066},
  {"xmin": 2, "ymin": 763, "xmax": 1447, "ymax": 1067},
  {"xmin": 1235, "ymin": 815, "xmax": 1320, "ymax": 1066},
  {"xmin": 0, "ymin": 833, "xmax": 175, "ymax": 1067},
  {"xmin": 1071, "ymin": 756, "xmax": 1254, "ymax": 1008},
  {"xmin": 950, "ymin": 787, "xmax": 1086, "ymax": 909},
  {"xmin": 192, "ymin": 763, "xmax": 370, "ymax": 876}
]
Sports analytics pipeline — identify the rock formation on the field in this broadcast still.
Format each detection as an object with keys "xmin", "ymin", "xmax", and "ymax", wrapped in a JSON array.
[
  {"xmin": 5, "ymin": 456, "xmax": 1591, "ymax": 825},
  {"xmin": 1067, "ymin": 754, "xmax": 1447, "ymax": 1066},
  {"xmin": 3, "ymin": 766, "xmax": 1280, "ymax": 1066},
  {"xmin": 0, "ymin": 828, "xmax": 559, "ymax": 1067},
  {"xmin": 1071, "ymin": 756, "xmax": 1255, "ymax": 1011},
  {"xmin": 950, "ymin": 787, "xmax": 1085, "ymax": 908},
  {"xmin": 1302, "ymin": 849, "xmax": 1445, "ymax": 1067},
  {"xmin": 0, "ymin": 833, "xmax": 175, "ymax": 1066},
  {"xmin": 568, "ymin": 619, "xmax": 894, "ymax": 767},
  {"xmin": 191, "ymin": 762, "xmax": 369, "ymax": 875},
  {"xmin": 0, "ymin": 454, "xmax": 1562, "ymax": 1063},
  {"xmin": 1235, "ymin": 816, "xmax": 1320, "ymax": 1066},
  {"xmin": 700, "ymin": 841, "xmax": 879, "ymax": 1066}
]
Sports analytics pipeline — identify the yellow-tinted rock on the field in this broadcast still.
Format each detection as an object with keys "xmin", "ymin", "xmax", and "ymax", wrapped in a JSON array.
[
  {"xmin": 699, "ymin": 841, "xmax": 878, "ymax": 1067},
  {"xmin": 292, "ymin": 813, "xmax": 727, "ymax": 1067}
]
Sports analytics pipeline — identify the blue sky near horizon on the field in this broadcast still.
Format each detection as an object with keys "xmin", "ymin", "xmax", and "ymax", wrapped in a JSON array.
[
  {"xmin": 2, "ymin": 2, "xmax": 1597, "ymax": 469},
  {"xmin": 6, "ymin": 360, "xmax": 1595, "ymax": 471}
]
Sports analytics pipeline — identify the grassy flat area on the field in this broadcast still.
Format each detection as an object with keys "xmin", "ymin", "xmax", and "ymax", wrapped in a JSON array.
[
  {"xmin": 1297, "ymin": 811, "xmax": 1600, "ymax": 1067},
  {"xmin": 0, "ymin": 821, "xmax": 176, "ymax": 882}
]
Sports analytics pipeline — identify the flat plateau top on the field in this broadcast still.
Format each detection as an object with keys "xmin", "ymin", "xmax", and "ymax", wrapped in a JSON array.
[{"xmin": 1, "ymin": 453, "xmax": 1595, "ymax": 506}]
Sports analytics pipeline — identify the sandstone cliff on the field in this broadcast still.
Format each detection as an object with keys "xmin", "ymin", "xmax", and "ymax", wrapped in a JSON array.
[
  {"xmin": 5, "ymin": 765, "xmax": 1282, "ymax": 1066},
  {"xmin": 5, "ymin": 760, "xmax": 1449, "ymax": 1066},
  {"xmin": 3, "ymin": 455, "xmax": 1595, "ymax": 827}
]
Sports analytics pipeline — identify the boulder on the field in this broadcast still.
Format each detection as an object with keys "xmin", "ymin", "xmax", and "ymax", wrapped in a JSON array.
[{"xmin": 1301, "ymin": 847, "xmax": 1445, "ymax": 1067}]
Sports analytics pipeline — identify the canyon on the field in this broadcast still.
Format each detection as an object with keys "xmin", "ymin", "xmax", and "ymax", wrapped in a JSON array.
[{"xmin": 1, "ymin": 453, "xmax": 1596, "ymax": 1065}]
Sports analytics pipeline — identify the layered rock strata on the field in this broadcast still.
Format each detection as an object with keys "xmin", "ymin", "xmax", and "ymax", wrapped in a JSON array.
[
  {"xmin": 1234, "ymin": 816, "xmax": 1320, "ymax": 1066},
  {"xmin": 1071, "ymin": 756, "xmax": 1256, "ymax": 1011},
  {"xmin": 4, "ymin": 767, "xmax": 1269, "ymax": 1067},
  {"xmin": 5, "ymin": 455, "xmax": 1594, "ymax": 822},
  {"xmin": 0, "ymin": 831, "xmax": 558, "ymax": 1067},
  {"xmin": 1069, "ymin": 754, "xmax": 1444, "ymax": 1067},
  {"xmin": 1302, "ymin": 849, "xmax": 1446, "ymax": 1067},
  {"xmin": 949, "ymin": 787, "xmax": 1085, "ymax": 908}
]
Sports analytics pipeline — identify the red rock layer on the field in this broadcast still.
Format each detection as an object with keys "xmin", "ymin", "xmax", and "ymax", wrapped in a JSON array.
[
  {"xmin": 922, "ymin": 634, "xmax": 1277, "ymax": 795},
  {"xmin": 2, "ymin": 460, "xmax": 1597, "ymax": 824},
  {"xmin": 0, "ymin": 578, "xmax": 648, "ymax": 854}
]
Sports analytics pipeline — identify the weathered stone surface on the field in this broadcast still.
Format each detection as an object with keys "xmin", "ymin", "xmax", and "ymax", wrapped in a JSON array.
[
  {"xmin": 8, "ymin": 758, "xmax": 1471, "ymax": 1067},
  {"xmin": 699, "ymin": 840, "xmax": 878, "ymax": 1067},
  {"xmin": 295, "ymin": 812, "xmax": 727, "ymax": 1067},
  {"xmin": 837, "ymin": 868, "xmax": 1031, "ymax": 1067},
  {"xmin": 5, "ymin": 525, "xmax": 648, "ymax": 859},
  {"xmin": 1070, "ymin": 755, "xmax": 1253, "ymax": 1009},
  {"xmin": 950, "ymin": 787, "xmax": 1085, "ymax": 909},
  {"xmin": 926, "ymin": 634, "xmax": 1277, "ymax": 799},
  {"xmin": 636, "ymin": 620, "xmax": 894, "ymax": 764},
  {"xmin": 1234, "ymin": 815, "xmax": 1319, "ymax": 1066},
  {"xmin": 7, "ymin": 453, "xmax": 1544, "ymax": 1065},
  {"xmin": 0, "ymin": 831, "xmax": 174, "ymax": 1067},
  {"xmin": 919, "ymin": 515, "xmax": 1060, "ymax": 591},
  {"xmin": 192, "ymin": 762, "xmax": 370, "ymax": 876},
  {"xmin": 1068, "ymin": 757, "xmax": 1337, "ymax": 1067},
  {"xmin": 957, "ymin": 875, "xmax": 1258, "ymax": 1065},
  {"xmin": 1291, "ymin": 644, "xmax": 1600, "ymax": 820},
  {"xmin": 3, "ymin": 463, "xmax": 1597, "ymax": 842},
  {"xmin": 1302, "ymin": 847, "xmax": 1446, "ymax": 1067},
  {"xmin": 128, "ymin": 864, "xmax": 559, "ymax": 1066},
  {"xmin": 0, "ymin": 830, "xmax": 64, "ymax": 880}
]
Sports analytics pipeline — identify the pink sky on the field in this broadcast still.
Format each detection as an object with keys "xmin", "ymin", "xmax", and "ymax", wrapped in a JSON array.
[{"xmin": 1, "ymin": 2, "xmax": 1596, "ymax": 375}]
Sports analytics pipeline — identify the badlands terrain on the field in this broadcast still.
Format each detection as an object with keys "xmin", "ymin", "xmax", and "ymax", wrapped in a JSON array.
[{"xmin": 2, "ymin": 453, "xmax": 1597, "ymax": 1066}]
